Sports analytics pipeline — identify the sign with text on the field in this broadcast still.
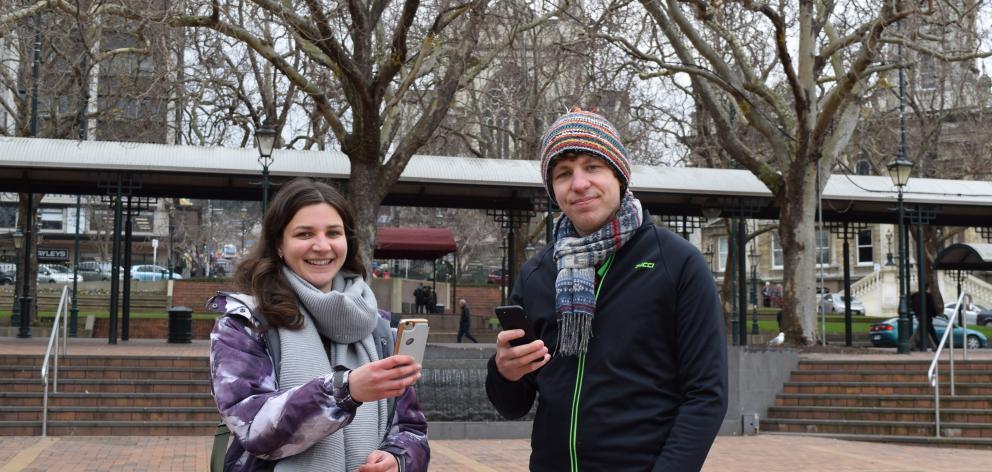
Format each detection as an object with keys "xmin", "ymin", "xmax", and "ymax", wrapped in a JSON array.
[{"xmin": 37, "ymin": 248, "xmax": 69, "ymax": 260}]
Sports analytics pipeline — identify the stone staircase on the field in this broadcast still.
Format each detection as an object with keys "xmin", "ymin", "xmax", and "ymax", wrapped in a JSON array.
[
  {"xmin": 763, "ymin": 358, "xmax": 992, "ymax": 448},
  {"xmin": 0, "ymin": 354, "xmax": 216, "ymax": 436}
]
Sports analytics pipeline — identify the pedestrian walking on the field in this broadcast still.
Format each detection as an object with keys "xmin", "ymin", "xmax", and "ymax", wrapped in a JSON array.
[{"xmin": 457, "ymin": 299, "xmax": 478, "ymax": 343}]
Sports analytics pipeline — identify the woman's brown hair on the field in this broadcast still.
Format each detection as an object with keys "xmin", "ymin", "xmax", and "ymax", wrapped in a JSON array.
[{"xmin": 234, "ymin": 178, "xmax": 366, "ymax": 329}]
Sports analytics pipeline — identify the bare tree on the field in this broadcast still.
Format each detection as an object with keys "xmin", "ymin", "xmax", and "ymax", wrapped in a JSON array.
[
  {"xmin": 595, "ymin": 0, "xmax": 988, "ymax": 344},
  {"xmin": 155, "ymin": 0, "xmax": 563, "ymax": 264}
]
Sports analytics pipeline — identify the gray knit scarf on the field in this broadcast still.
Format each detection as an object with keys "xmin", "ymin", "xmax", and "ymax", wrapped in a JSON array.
[
  {"xmin": 275, "ymin": 268, "xmax": 387, "ymax": 472},
  {"xmin": 553, "ymin": 191, "xmax": 643, "ymax": 356}
]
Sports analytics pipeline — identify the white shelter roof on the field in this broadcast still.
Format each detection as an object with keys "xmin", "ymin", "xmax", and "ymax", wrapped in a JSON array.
[{"xmin": 1, "ymin": 137, "xmax": 990, "ymax": 226}]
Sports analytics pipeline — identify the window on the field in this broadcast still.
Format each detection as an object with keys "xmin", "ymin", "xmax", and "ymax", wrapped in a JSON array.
[
  {"xmin": 40, "ymin": 208, "xmax": 64, "ymax": 231},
  {"xmin": 815, "ymin": 229, "xmax": 831, "ymax": 265},
  {"xmin": 717, "ymin": 237, "xmax": 728, "ymax": 271},
  {"xmin": 918, "ymin": 53, "xmax": 937, "ymax": 91},
  {"xmin": 0, "ymin": 206, "xmax": 16, "ymax": 228},
  {"xmin": 772, "ymin": 234, "xmax": 784, "ymax": 268},
  {"xmin": 772, "ymin": 230, "xmax": 830, "ymax": 266},
  {"xmin": 855, "ymin": 159, "xmax": 871, "ymax": 176},
  {"xmin": 857, "ymin": 229, "xmax": 873, "ymax": 265}
]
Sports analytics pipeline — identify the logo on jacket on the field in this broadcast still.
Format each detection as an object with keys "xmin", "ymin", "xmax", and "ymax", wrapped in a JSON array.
[{"xmin": 634, "ymin": 262, "xmax": 655, "ymax": 270}]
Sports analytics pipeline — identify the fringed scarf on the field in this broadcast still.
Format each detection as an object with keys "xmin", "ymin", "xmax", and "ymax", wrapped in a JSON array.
[{"xmin": 553, "ymin": 191, "xmax": 642, "ymax": 356}]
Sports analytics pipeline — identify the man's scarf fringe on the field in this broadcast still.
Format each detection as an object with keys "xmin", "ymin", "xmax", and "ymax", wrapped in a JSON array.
[{"xmin": 553, "ymin": 192, "xmax": 642, "ymax": 356}]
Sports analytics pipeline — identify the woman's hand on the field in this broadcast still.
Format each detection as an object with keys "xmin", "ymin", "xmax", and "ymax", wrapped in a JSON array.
[
  {"xmin": 355, "ymin": 450, "xmax": 398, "ymax": 472},
  {"xmin": 348, "ymin": 355, "xmax": 421, "ymax": 403}
]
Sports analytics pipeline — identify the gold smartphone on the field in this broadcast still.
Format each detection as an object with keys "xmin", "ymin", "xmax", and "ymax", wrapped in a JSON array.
[{"xmin": 394, "ymin": 318, "xmax": 429, "ymax": 365}]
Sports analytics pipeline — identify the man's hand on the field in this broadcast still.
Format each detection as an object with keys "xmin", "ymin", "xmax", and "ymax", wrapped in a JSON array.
[
  {"xmin": 495, "ymin": 329, "xmax": 550, "ymax": 382},
  {"xmin": 355, "ymin": 450, "xmax": 397, "ymax": 472},
  {"xmin": 349, "ymin": 355, "xmax": 421, "ymax": 403}
]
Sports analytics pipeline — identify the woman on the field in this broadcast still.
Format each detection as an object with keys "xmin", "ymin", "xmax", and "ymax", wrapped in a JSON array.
[{"xmin": 207, "ymin": 178, "xmax": 428, "ymax": 472}]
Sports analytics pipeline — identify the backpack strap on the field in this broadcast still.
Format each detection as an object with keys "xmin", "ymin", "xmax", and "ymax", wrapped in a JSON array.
[{"xmin": 211, "ymin": 422, "xmax": 230, "ymax": 472}]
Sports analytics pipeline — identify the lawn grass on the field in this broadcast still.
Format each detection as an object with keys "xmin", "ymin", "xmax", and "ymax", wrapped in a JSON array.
[{"xmin": 753, "ymin": 319, "xmax": 992, "ymax": 339}]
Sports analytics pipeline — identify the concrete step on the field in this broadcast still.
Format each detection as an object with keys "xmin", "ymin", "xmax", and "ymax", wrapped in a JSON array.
[
  {"xmin": 0, "ymin": 378, "xmax": 211, "ymax": 394},
  {"xmin": 764, "ymin": 431, "xmax": 992, "ymax": 449},
  {"xmin": 762, "ymin": 418, "xmax": 992, "ymax": 438},
  {"xmin": 790, "ymin": 369, "xmax": 992, "ymax": 383},
  {"xmin": 797, "ymin": 360, "xmax": 992, "ymax": 372},
  {"xmin": 428, "ymin": 331, "xmax": 498, "ymax": 343},
  {"xmin": 0, "ymin": 392, "xmax": 216, "ymax": 408},
  {"xmin": 0, "ymin": 365, "xmax": 210, "ymax": 381},
  {"xmin": 0, "ymin": 420, "xmax": 217, "ymax": 436},
  {"xmin": 774, "ymin": 393, "xmax": 992, "ymax": 409},
  {"xmin": 0, "ymin": 355, "xmax": 207, "ymax": 369},
  {"xmin": 767, "ymin": 405, "xmax": 992, "ymax": 424},
  {"xmin": 782, "ymin": 381, "xmax": 992, "ymax": 396},
  {"xmin": 0, "ymin": 406, "xmax": 221, "ymax": 422}
]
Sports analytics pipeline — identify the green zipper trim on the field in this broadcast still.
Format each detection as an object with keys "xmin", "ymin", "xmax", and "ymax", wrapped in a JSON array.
[{"xmin": 568, "ymin": 253, "xmax": 614, "ymax": 472}]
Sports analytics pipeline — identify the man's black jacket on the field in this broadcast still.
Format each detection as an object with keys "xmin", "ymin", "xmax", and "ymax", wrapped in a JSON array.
[{"xmin": 486, "ymin": 214, "xmax": 728, "ymax": 471}]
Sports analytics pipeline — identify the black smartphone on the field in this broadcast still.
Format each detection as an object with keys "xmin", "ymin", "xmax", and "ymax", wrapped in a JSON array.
[{"xmin": 495, "ymin": 305, "xmax": 536, "ymax": 347}]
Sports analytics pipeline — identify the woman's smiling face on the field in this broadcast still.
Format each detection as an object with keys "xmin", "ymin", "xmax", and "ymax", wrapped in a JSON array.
[{"xmin": 279, "ymin": 203, "xmax": 347, "ymax": 292}]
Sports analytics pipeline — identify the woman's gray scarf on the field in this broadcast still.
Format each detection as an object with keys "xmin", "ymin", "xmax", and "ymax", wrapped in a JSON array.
[
  {"xmin": 553, "ymin": 192, "xmax": 642, "ymax": 356},
  {"xmin": 274, "ymin": 268, "xmax": 387, "ymax": 472}
]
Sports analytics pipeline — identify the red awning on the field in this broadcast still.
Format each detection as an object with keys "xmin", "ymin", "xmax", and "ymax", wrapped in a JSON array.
[{"xmin": 374, "ymin": 227, "xmax": 457, "ymax": 260}]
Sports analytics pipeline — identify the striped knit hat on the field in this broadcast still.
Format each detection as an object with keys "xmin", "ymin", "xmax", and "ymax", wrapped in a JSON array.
[{"xmin": 540, "ymin": 107, "xmax": 631, "ymax": 204}]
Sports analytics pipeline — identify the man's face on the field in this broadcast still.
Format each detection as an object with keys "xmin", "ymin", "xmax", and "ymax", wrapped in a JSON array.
[{"xmin": 550, "ymin": 153, "xmax": 622, "ymax": 236}]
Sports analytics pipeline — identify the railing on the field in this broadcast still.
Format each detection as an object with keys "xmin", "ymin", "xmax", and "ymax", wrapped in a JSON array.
[
  {"xmin": 927, "ymin": 291, "xmax": 968, "ymax": 438},
  {"xmin": 846, "ymin": 270, "xmax": 881, "ymax": 300},
  {"xmin": 40, "ymin": 285, "xmax": 70, "ymax": 437}
]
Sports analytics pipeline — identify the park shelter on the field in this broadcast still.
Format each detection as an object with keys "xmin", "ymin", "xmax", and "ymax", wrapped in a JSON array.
[{"xmin": 374, "ymin": 227, "xmax": 458, "ymax": 313}]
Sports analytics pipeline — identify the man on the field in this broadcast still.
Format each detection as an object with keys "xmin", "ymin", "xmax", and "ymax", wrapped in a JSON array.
[
  {"xmin": 413, "ymin": 283, "xmax": 425, "ymax": 314},
  {"xmin": 486, "ymin": 108, "xmax": 727, "ymax": 471},
  {"xmin": 427, "ymin": 286, "xmax": 437, "ymax": 314},
  {"xmin": 457, "ymin": 299, "xmax": 478, "ymax": 343}
]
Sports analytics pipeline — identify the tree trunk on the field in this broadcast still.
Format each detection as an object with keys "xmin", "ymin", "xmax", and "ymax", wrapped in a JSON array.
[
  {"xmin": 347, "ymin": 160, "xmax": 385, "ymax": 271},
  {"xmin": 777, "ymin": 164, "xmax": 820, "ymax": 345}
]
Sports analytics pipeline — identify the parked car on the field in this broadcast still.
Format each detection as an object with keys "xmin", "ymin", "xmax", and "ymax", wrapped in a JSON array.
[
  {"xmin": 868, "ymin": 316, "xmax": 988, "ymax": 350},
  {"xmin": 130, "ymin": 264, "xmax": 183, "ymax": 281},
  {"xmin": 977, "ymin": 309, "xmax": 992, "ymax": 327},
  {"xmin": 819, "ymin": 293, "xmax": 866, "ymax": 316},
  {"xmin": 942, "ymin": 302, "xmax": 987, "ymax": 326},
  {"xmin": 37, "ymin": 264, "xmax": 82, "ymax": 284},
  {"xmin": 78, "ymin": 261, "xmax": 115, "ymax": 282},
  {"xmin": 487, "ymin": 269, "xmax": 509, "ymax": 285},
  {"xmin": 0, "ymin": 270, "xmax": 14, "ymax": 285}
]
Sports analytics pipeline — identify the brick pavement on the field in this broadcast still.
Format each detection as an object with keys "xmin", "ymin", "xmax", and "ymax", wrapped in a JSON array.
[
  {"xmin": 2, "ymin": 435, "xmax": 992, "ymax": 471},
  {"xmin": 6, "ymin": 337, "xmax": 992, "ymax": 470}
]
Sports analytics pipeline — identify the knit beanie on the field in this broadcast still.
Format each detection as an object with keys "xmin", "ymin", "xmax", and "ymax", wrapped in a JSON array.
[{"xmin": 539, "ymin": 107, "xmax": 631, "ymax": 204}]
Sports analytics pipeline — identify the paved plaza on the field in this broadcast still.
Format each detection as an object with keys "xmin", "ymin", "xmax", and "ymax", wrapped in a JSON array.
[
  {"xmin": 2, "ymin": 434, "xmax": 992, "ymax": 471},
  {"xmin": 4, "ymin": 337, "xmax": 992, "ymax": 471}
]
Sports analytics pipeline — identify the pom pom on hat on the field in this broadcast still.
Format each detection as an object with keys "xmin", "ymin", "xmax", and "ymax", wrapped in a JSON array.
[{"xmin": 539, "ymin": 107, "xmax": 631, "ymax": 204}]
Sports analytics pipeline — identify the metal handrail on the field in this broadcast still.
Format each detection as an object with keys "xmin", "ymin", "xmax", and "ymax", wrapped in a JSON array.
[
  {"xmin": 927, "ymin": 291, "xmax": 968, "ymax": 438},
  {"xmin": 40, "ymin": 285, "xmax": 70, "ymax": 437}
]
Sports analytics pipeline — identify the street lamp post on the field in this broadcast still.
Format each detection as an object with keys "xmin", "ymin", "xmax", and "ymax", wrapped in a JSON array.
[
  {"xmin": 888, "ymin": 155, "xmax": 914, "ymax": 354},
  {"xmin": 749, "ymin": 243, "xmax": 760, "ymax": 336},
  {"xmin": 13, "ymin": 223, "xmax": 32, "ymax": 338},
  {"xmin": 254, "ymin": 123, "xmax": 277, "ymax": 215},
  {"xmin": 703, "ymin": 244, "xmax": 714, "ymax": 276},
  {"xmin": 499, "ymin": 236, "xmax": 508, "ymax": 306},
  {"xmin": 240, "ymin": 207, "xmax": 249, "ymax": 256}
]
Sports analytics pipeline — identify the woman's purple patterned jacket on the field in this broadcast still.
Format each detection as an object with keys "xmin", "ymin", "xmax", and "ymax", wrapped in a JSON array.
[{"xmin": 207, "ymin": 293, "xmax": 430, "ymax": 471}]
